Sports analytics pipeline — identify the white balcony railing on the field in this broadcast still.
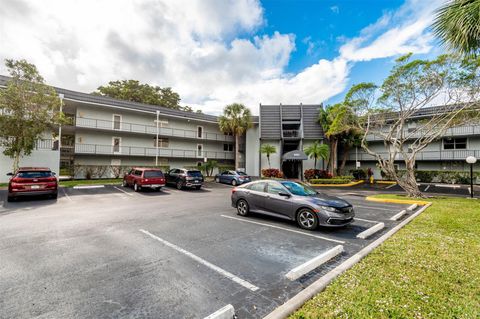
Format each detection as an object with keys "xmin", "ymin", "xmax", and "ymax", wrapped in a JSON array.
[
  {"xmin": 75, "ymin": 143, "xmax": 235, "ymax": 160},
  {"xmin": 75, "ymin": 117, "xmax": 234, "ymax": 142},
  {"xmin": 348, "ymin": 149, "xmax": 480, "ymax": 161}
]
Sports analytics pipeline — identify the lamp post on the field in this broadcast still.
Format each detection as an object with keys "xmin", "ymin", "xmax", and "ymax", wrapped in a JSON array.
[
  {"xmin": 466, "ymin": 156, "xmax": 477, "ymax": 198},
  {"xmin": 155, "ymin": 110, "xmax": 160, "ymax": 166}
]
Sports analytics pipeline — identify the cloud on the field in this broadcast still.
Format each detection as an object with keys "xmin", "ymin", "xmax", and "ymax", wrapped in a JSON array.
[
  {"xmin": 0, "ymin": 0, "xmax": 443, "ymax": 115},
  {"xmin": 330, "ymin": 6, "xmax": 339, "ymax": 14}
]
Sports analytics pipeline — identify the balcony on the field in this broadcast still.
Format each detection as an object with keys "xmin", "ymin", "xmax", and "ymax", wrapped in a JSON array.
[
  {"xmin": 365, "ymin": 125, "xmax": 480, "ymax": 141},
  {"xmin": 75, "ymin": 117, "xmax": 234, "ymax": 142},
  {"xmin": 75, "ymin": 143, "xmax": 235, "ymax": 160},
  {"xmin": 348, "ymin": 149, "xmax": 480, "ymax": 161}
]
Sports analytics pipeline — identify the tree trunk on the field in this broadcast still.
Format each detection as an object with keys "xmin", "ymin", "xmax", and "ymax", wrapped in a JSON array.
[
  {"xmin": 267, "ymin": 155, "xmax": 271, "ymax": 168},
  {"xmin": 397, "ymin": 168, "xmax": 424, "ymax": 198},
  {"xmin": 234, "ymin": 134, "xmax": 239, "ymax": 170},
  {"xmin": 339, "ymin": 145, "xmax": 350, "ymax": 176},
  {"xmin": 314, "ymin": 157, "xmax": 317, "ymax": 170},
  {"xmin": 13, "ymin": 151, "xmax": 21, "ymax": 172},
  {"xmin": 330, "ymin": 139, "xmax": 338, "ymax": 176}
]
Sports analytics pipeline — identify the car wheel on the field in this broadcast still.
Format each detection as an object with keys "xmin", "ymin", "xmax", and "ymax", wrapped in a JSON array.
[
  {"xmin": 297, "ymin": 208, "xmax": 318, "ymax": 230},
  {"xmin": 51, "ymin": 193, "xmax": 58, "ymax": 200},
  {"xmin": 231, "ymin": 179, "xmax": 237, "ymax": 186},
  {"xmin": 134, "ymin": 183, "xmax": 141, "ymax": 192},
  {"xmin": 236, "ymin": 199, "xmax": 250, "ymax": 216},
  {"xmin": 122, "ymin": 179, "xmax": 128, "ymax": 187},
  {"xmin": 7, "ymin": 195, "xmax": 14, "ymax": 202},
  {"xmin": 215, "ymin": 177, "xmax": 220, "ymax": 183},
  {"xmin": 156, "ymin": 187, "xmax": 162, "ymax": 191},
  {"xmin": 176, "ymin": 180, "xmax": 183, "ymax": 190}
]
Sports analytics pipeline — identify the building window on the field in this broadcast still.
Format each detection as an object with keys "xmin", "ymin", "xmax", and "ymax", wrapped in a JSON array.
[
  {"xmin": 113, "ymin": 114, "xmax": 121, "ymax": 130},
  {"xmin": 443, "ymin": 137, "xmax": 467, "ymax": 150},
  {"xmin": 223, "ymin": 143, "xmax": 233, "ymax": 152},
  {"xmin": 197, "ymin": 144, "xmax": 203, "ymax": 157},
  {"xmin": 197, "ymin": 126, "xmax": 203, "ymax": 138},
  {"xmin": 154, "ymin": 137, "xmax": 169, "ymax": 148},
  {"xmin": 112, "ymin": 137, "xmax": 121, "ymax": 153}
]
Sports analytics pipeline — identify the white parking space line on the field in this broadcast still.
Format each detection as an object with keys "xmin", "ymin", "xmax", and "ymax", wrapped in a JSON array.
[
  {"xmin": 61, "ymin": 188, "xmax": 72, "ymax": 201},
  {"xmin": 354, "ymin": 217, "xmax": 379, "ymax": 224},
  {"xmin": 385, "ymin": 183, "xmax": 397, "ymax": 189},
  {"xmin": 424, "ymin": 185, "xmax": 431, "ymax": 192},
  {"xmin": 140, "ymin": 229, "xmax": 259, "ymax": 292},
  {"xmin": 286, "ymin": 245, "xmax": 344, "ymax": 281},
  {"xmin": 356, "ymin": 222, "xmax": 385, "ymax": 239},
  {"xmin": 204, "ymin": 304, "xmax": 235, "ymax": 319},
  {"xmin": 73, "ymin": 185, "xmax": 105, "ymax": 189},
  {"xmin": 113, "ymin": 186, "xmax": 133, "ymax": 196},
  {"xmin": 220, "ymin": 215, "xmax": 345, "ymax": 244}
]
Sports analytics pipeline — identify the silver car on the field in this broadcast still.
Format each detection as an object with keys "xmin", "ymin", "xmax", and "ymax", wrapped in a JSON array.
[{"xmin": 231, "ymin": 180, "xmax": 354, "ymax": 230}]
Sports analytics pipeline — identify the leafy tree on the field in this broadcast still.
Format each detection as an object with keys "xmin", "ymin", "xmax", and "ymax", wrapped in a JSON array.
[
  {"xmin": 200, "ymin": 160, "xmax": 217, "ymax": 177},
  {"xmin": 346, "ymin": 53, "xmax": 480, "ymax": 198},
  {"xmin": 218, "ymin": 103, "xmax": 252, "ymax": 169},
  {"xmin": 260, "ymin": 144, "xmax": 276, "ymax": 168},
  {"xmin": 304, "ymin": 141, "xmax": 329, "ymax": 169},
  {"xmin": 0, "ymin": 59, "xmax": 64, "ymax": 172},
  {"xmin": 94, "ymin": 79, "xmax": 182, "ymax": 110},
  {"xmin": 318, "ymin": 103, "xmax": 357, "ymax": 175},
  {"xmin": 432, "ymin": 0, "xmax": 480, "ymax": 56}
]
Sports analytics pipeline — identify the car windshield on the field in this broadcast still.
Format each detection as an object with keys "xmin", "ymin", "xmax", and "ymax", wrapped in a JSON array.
[
  {"xmin": 187, "ymin": 170, "xmax": 203, "ymax": 177},
  {"xmin": 237, "ymin": 171, "xmax": 247, "ymax": 175},
  {"xmin": 280, "ymin": 181, "xmax": 317, "ymax": 196},
  {"xmin": 144, "ymin": 171, "xmax": 164, "ymax": 178},
  {"xmin": 17, "ymin": 171, "xmax": 52, "ymax": 178}
]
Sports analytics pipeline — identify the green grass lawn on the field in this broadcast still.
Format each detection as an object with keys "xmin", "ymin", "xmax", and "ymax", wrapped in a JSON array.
[
  {"xmin": 291, "ymin": 195, "xmax": 480, "ymax": 319},
  {"xmin": 59, "ymin": 179, "xmax": 122, "ymax": 187}
]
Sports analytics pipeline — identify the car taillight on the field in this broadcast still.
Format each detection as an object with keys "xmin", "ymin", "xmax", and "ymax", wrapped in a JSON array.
[{"xmin": 231, "ymin": 187, "xmax": 237, "ymax": 194}]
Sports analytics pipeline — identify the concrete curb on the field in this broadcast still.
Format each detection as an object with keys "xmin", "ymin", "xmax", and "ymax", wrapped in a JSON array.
[
  {"xmin": 365, "ymin": 196, "xmax": 430, "ymax": 206},
  {"xmin": 263, "ymin": 202, "xmax": 432, "ymax": 319},
  {"xmin": 286, "ymin": 245, "xmax": 344, "ymax": 281},
  {"xmin": 407, "ymin": 204, "xmax": 418, "ymax": 211},
  {"xmin": 309, "ymin": 180, "xmax": 364, "ymax": 187},
  {"xmin": 204, "ymin": 304, "xmax": 235, "ymax": 319},
  {"xmin": 390, "ymin": 209, "xmax": 407, "ymax": 221},
  {"xmin": 356, "ymin": 222, "xmax": 384, "ymax": 239}
]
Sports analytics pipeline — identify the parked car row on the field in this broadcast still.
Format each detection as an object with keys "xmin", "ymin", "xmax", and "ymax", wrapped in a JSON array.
[
  {"xmin": 122, "ymin": 167, "xmax": 204, "ymax": 192},
  {"xmin": 5, "ymin": 167, "xmax": 356, "ymax": 232}
]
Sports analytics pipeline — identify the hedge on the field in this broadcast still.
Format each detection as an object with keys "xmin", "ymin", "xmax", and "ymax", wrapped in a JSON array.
[
  {"xmin": 310, "ymin": 177, "xmax": 353, "ymax": 184},
  {"xmin": 398, "ymin": 170, "xmax": 480, "ymax": 184},
  {"xmin": 73, "ymin": 165, "xmax": 170, "ymax": 179}
]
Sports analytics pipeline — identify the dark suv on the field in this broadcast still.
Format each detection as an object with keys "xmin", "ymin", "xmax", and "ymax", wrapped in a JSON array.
[
  {"xmin": 122, "ymin": 168, "xmax": 166, "ymax": 192},
  {"xmin": 7, "ymin": 167, "xmax": 58, "ymax": 202},
  {"xmin": 165, "ymin": 168, "xmax": 204, "ymax": 190}
]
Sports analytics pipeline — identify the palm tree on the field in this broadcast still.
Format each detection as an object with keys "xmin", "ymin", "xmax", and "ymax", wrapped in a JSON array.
[
  {"xmin": 432, "ymin": 0, "xmax": 480, "ymax": 56},
  {"xmin": 218, "ymin": 103, "xmax": 252, "ymax": 169},
  {"xmin": 260, "ymin": 144, "xmax": 276, "ymax": 168},
  {"xmin": 304, "ymin": 141, "xmax": 329, "ymax": 169}
]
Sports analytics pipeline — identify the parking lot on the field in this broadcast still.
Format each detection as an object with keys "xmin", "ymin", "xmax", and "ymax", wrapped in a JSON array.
[{"xmin": 0, "ymin": 182, "xmax": 420, "ymax": 318}]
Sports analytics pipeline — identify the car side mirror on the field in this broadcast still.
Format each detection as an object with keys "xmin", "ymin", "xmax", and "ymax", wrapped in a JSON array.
[
  {"xmin": 52, "ymin": 172, "xmax": 56, "ymax": 176},
  {"xmin": 6, "ymin": 172, "xmax": 13, "ymax": 176},
  {"xmin": 278, "ymin": 192, "xmax": 291, "ymax": 198}
]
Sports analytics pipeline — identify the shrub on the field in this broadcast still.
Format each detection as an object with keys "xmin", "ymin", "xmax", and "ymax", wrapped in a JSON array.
[
  {"xmin": 262, "ymin": 168, "xmax": 284, "ymax": 178},
  {"xmin": 310, "ymin": 177, "xmax": 353, "ymax": 184},
  {"xmin": 350, "ymin": 169, "xmax": 367, "ymax": 180},
  {"xmin": 397, "ymin": 170, "xmax": 480, "ymax": 184},
  {"xmin": 304, "ymin": 169, "xmax": 332, "ymax": 181}
]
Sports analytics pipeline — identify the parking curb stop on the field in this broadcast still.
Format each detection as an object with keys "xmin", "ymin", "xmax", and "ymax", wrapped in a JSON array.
[
  {"xmin": 390, "ymin": 210, "xmax": 407, "ymax": 221},
  {"xmin": 286, "ymin": 245, "xmax": 344, "ymax": 281},
  {"xmin": 407, "ymin": 203, "xmax": 418, "ymax": 211},
  {"xmin": 356, "ymin": 222, "xmax": 385, "ymax": 239},
  {"xmin": 204, "ymin": 304, "xmax": 235, "ymax": 319}
]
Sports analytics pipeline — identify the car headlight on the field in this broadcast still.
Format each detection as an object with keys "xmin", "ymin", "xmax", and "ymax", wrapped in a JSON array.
[{"xmin": 320, "ymin": 206, "xmax": 339, "ymax": 213}]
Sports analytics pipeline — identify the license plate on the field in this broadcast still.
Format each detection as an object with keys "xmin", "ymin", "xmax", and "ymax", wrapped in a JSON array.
[
  {"xmin": 31, "ymin": 185, "xmax": 40, "ymax": 189},
  {"xmin": 150, "ymin": 184, "xmax": 162, "ymax": 187},
  {"xmin": 194, "ymin": 180, "xmax": 200, "ymax": 183}
]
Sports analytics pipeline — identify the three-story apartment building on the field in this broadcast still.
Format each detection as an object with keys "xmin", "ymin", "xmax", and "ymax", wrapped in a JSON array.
[
  {"xmin": 343, "ymin": 106, "xmax": 480, "ymax": 178},
  {"xmin": 0, "ymin": 75, "xmax": 236, "ymax": 181}
]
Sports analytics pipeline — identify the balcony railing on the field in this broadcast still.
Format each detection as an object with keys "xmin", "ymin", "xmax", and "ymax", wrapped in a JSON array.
[
  {"xmin": 75, "ymin": 117, "xmax": 234, "ymax": 142},
  {"xmin": 75, "ymin": 143, "xmax": 235, "ymax": 160},
  {"xmin": 282, "ymin": 129, "xmax": 300, "ymax": 138},
  {"xmin": 348, "ymin": 149, "xmax": 480, "ymax": 161},
  {"xmin": 365, "ymin": 125, "xmax": 480, "ymax": 141}
]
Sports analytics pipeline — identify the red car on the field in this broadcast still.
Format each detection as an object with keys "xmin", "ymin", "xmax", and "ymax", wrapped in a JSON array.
[
  {"xmin": 7, "ymin": 167, "xmax": 58, "ymax": 202},
  {"xmin": 122, "ymin": 168, "xmax": 166, "ymax": 192}
]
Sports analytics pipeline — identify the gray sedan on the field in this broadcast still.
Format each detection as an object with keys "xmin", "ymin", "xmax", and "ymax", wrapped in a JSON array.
[{"xmin": 231, "ymin": 180, "xmax": 354, "ymax": 230}]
